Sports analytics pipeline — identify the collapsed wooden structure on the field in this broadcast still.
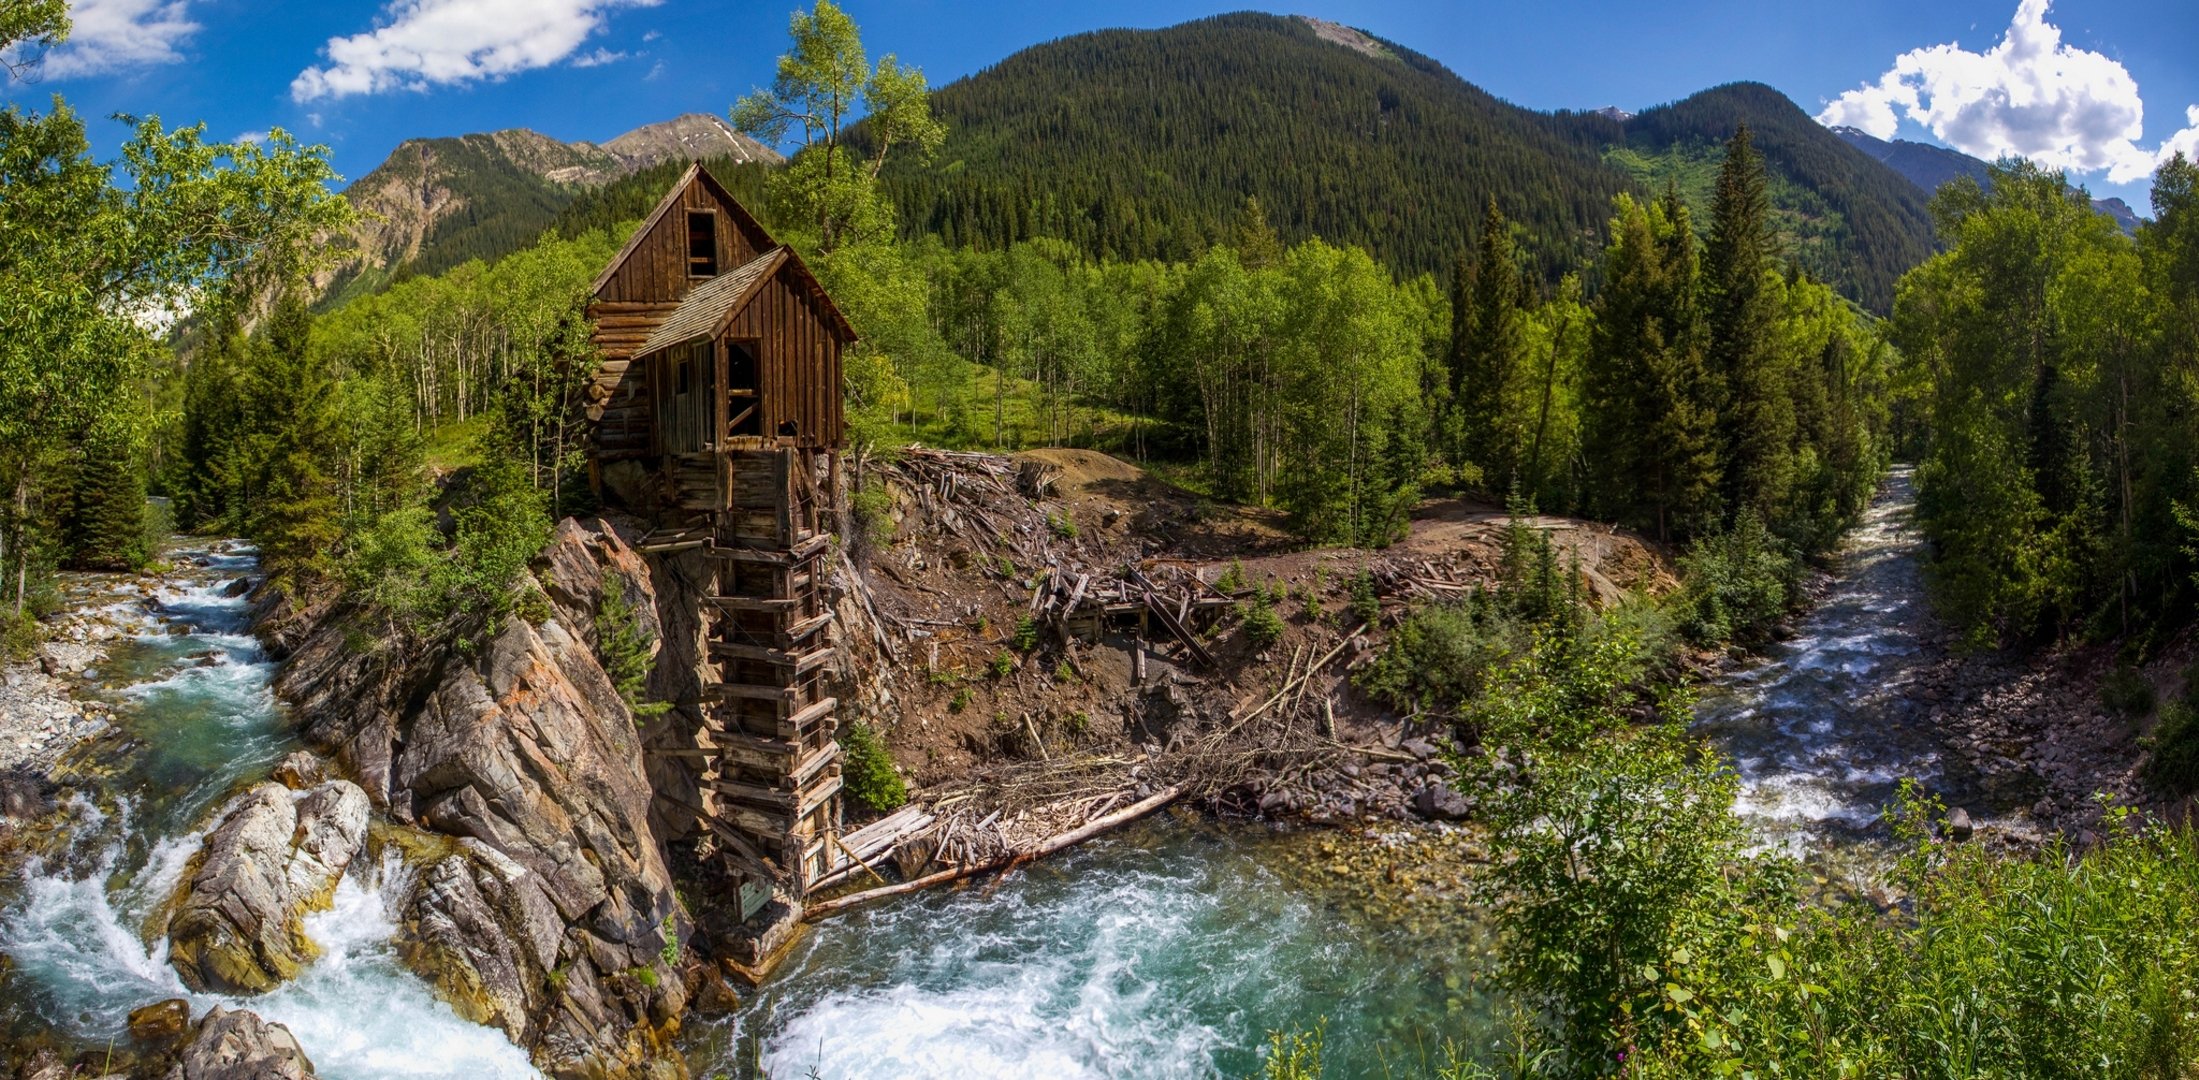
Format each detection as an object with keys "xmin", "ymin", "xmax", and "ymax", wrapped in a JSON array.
[{"xmin": 584, "ymin": 164, "xmax": 856, "ymax": 908}]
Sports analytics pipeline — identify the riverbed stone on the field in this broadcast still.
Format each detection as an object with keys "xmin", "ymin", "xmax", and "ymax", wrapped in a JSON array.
[
  {"xmin": 269, "ymin": 751, "xmax": 324, "ymax": 791},
  {"xmin": 127, "ymin": 998, "xmax": 193, "ymax": 1045},
  {"xmin": 163, "ymin": 1006, "xmax": 315, "ymax": 1080},
  {"xmin": 165, "ymin": 779, "xmax": 369, "ymax": 994},
  {"xmin": 1414, "ymin": 784, "xmax": 1473, "ymax": 822}
]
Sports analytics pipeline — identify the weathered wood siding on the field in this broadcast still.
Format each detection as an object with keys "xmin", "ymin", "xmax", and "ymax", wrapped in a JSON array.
[
  {"xmin": 720, "ymin": 264, "xmax": 845, "ymax": 449},
  {"xmin": 652, "ymin": 340, "xmax": 717, "ymax": 456},
  {"xmin": 596, "ymin": 175, "xmax": 770, "ymax": 305}
]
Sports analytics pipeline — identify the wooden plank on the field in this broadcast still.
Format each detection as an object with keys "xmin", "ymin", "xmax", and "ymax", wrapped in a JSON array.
[
  {"xmin": 702, "ymin": 683, "xmax": 797, "ymax": 703},
  {"xmin": 706, "ymin": 596, "xmax": 799, "ymax": 612}
]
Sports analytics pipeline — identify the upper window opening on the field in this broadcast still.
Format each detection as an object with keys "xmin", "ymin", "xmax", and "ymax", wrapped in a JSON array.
[{"xmin": 687, "ymin": 210, "xmax": 718, "ymax": 276}]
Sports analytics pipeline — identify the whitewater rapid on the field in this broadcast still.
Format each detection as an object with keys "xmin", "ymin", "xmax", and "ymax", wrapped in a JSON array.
[
  {"xmin": 1691, "ymin": 467, "xmax": 1947, "ymax": 856},
  {"xmin": 0, "ymin": 542, "xmax": 538, "ymax": 1079}
]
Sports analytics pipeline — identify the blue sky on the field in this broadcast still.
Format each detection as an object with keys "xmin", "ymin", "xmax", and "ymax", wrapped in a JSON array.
[{"xmin": 9, "ymin": 0, "xmax": 2196, "ymax": 209}]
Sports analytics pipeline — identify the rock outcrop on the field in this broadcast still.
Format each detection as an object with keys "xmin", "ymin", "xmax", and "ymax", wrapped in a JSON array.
[
  {"xmin": 165, "ymin": 780, "xmax": 369, "ymax": 994},
  {"xmin": 273, "ymin": 516, "xmax": 689, "ymax": 1077},
  {"xmin": 162, "ymin": 1007, "xmax": 315, "ymax": 1080}
]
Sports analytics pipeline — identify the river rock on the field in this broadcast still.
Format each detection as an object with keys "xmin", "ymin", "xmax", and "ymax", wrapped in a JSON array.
[
  {"xmin": 269, "ymin": 751, "xmax": 325, "ymax": 791},
  {"xmin": 274, "ymin": 516, "xmax": 688, "ymax": 1078},
  {"xmin": 128, "ymin": 998, "xmax": 194, "ymax": 1045},
  {"xmin": 222, "ymin": 578, "xmax": 253, "ymax": 599},
  {"xmin": 1414, "ymin": 783, "xmax": 1473, "ymax": 822},
  {"xmin": 1946, "ymin": 806, "xmax": 1974, "ymax": 841},
  {"xmin": 165, "ymin": 779, "xmax": 369, "ymax": 994},
  {"xmin": 163, "ymin": 1006, "xmax": 316, "ymax": 1080}
]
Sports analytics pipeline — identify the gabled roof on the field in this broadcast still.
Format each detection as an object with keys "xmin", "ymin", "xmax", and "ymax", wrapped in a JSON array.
[
  {"xmin": 588, "ymin": 161, "xmax": 860, "ymax": 346},
  {"xmin": 637, "ymin": 248, "xmax": 788, "ymax": 357},
  {"xmin": 587, "ymin": 161, "xmax": 778, "ymax": 297}
]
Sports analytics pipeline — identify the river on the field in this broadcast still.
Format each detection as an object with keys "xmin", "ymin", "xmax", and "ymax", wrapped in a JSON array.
[
  {"xmin": 4, "ymin": 473, "xmax": 1946, "ymax": 1078},
  {"xmin": 0, "ymin": 541, "xmax": 538, "ymax": 1079}
]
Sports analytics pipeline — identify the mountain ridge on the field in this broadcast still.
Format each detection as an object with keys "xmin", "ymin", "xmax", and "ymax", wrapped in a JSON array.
[{"xmin": 315, "ymin": 114, "xmax": 778, "ymax": 305}]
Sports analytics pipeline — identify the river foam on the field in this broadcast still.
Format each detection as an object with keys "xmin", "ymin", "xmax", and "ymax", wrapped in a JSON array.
[{"xmin": 0, "ymin": 540, "xmax": 541, "ymax": 1080}]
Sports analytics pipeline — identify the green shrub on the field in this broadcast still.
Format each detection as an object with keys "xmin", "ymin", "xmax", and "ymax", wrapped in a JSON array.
[
  {"xmin": 596, "ymin": 581, "xmax": 669, "ymax": 720},
  {"xmin": 0, "ymin": 611, "xmax": 40, "ymax": 662},
  {"xmin": 988, "ymin": 651, "xmax": 1014, "ymax": 679},
  {"xmin": 1217, "ymin": 558, "xmax": 1248, "ymax": 594},
  {"xmin": 1241, "ymin": 592, "xmax": 1285, "ymax": 650},
  {"xmin": 850, "ymin": 483, "xmax": 895, "ymax": 547},
  {"xmin": 840, "ymin": 720, "xmax": 907, "ymax": 813},
  {"xmin": 1677, "ymin": 513, "xmax": 1798, "ymax": 648},
  {"xmin": 1047, "ymin": 511, "xmax": 1078, "ymax": 539},
  {"xmin": 948, "ymin": 687, "xmax": 971, "ymax": 713},
  {"xmin": 1358, "ymin": 598, "xmax": 1523, "ymax": 715},
  {"xmin": 1349, "ymin": 568, "xmax": 1381, "ymax": 626},
  {"xmin": 1012, "ymin": 615, "xmax": 1040, "ymax": 652}
]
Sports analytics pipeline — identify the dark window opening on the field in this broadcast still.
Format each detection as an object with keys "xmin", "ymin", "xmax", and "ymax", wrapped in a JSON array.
[
  {"xmin": 687, "ymin": 210, "xmax": 718, "ymax": 276},
  {"xmin": 727, "ymin": 342, "xmax": 761, "ymax": 436},
  {"xmin": 674, "ymin": 355, "xmax": 692, "ymax": 396}
]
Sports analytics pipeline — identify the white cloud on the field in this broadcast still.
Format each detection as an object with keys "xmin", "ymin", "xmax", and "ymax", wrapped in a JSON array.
[
  {"xmin": 38, "ymin": 0, "xmax": 199, "ymax": 78},
  {"xmin": 2161, "ymin": 106, "xmax": 2199, "ymax": 167},
  {"xmin": 234, "ymin": 129, "xmax": 267, "ymax": 145},
  {"xmin": 570, "ymin": 47, "xmax": 627, "ymax": 68},
  {"xmin": 291, "ymin": 0, "xmax": 658, "ymax": 102},
  {"xmin": 1818, "ymin": 0, "xmax": 2194, "ymax": 183}
]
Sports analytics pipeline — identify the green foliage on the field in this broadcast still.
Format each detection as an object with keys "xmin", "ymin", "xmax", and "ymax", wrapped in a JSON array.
[
  {"xmin": 1240, "ymin": 592, "xmax": 1285, "ymax": 651},
  {"xmin": 1349, "ymin": 568, "xmax": 1381, "ymax": 626},
  {"xmin": 658, "ymin": 913, "xmax": 681, "ymax": 967},
  {"xmin": 1902, "ymin": 159, "xmax": 2189, "ymax": 647},
  {"xmin": 868, "ymin": 19, "xmax": 1929, "ymax": 311},
  {"xmin": 596, "ymin": 581, "xmax": 668, "ymax": 720},
  {"xmin": 1359, "ymin": 597, "xmax": 1524, "ymax": 716},
  {"xmin": 987, "ymin": 651, "xmax": 1014, "ymax": 679},
  {"xmin": 1046, "ymin": 511, "xmax": 1078, "ymax": 539},
  {"xmin": 732, "ymin": 0, "xmax": 943, "ymax": 253},
  {"xmin": 1676, "ymin": 513, "xmax": 1799, "ymax": 648},
  {"xmin": 1011, "ymin": 615, "xmax": 1039, "ymax": 652},
  {"xmin": 948, "ymin": 687, "xmax": 971, "ymax": 713},
  {"xmin": 840, "ymin": 720, "xmax": 908, "ymax": 812},
  {"xmin": 1217, "ymin": 559, "xmax": 1248, "ymax": 594},
  {"xmin": 2146, "ymin": 699, "xmax": 2199, "ymax": 795},
  {"xmin": 1, "ymin": 76, "xmax": 348, "ymax": 615}
]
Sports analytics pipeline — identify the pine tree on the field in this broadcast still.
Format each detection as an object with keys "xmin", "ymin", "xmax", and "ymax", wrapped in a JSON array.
[
  {"xmin": 1704, "ymin": 125, "xmax": 1794, "ymax": 523},
  {"xmin": 249, "ymin": 293, "xmax": 343, "ymax": 591},
  {"xmin": 1585, "ymin": 192, "xmax": 1719, "ymax": 542},
  {"xmin": 59, "ymin": 412, "xmax": 151, "ymax": 570},
  {"xmin": 1448, "ymin": 197, "xmax": 1528, "ymax": 488}
]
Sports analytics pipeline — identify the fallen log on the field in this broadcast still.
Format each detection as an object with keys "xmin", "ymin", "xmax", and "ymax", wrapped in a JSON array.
[{"xmin": 803, "ymin": 784, "xmax": 1188, "ymax": 921}]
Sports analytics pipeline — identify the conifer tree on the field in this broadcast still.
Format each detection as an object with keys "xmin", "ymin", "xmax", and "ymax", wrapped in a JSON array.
[
  {"xmin": 1448, "ymin": 197, "xmax": 1529, "ymax": 488},
  {"xmin": 1704, "ymin": 125, "xmax": 1795, "ymax": 523},
  {"xmin": 1585, "ymin": 192, "xmax": 1719, "ymax": 541},
  {"xmin": 249, "ymin": 293, "xmax": 343, "ymax": 591},
  {"xmin": 60, "ymin": 410, "xmax": 151, "ymax": 570}
]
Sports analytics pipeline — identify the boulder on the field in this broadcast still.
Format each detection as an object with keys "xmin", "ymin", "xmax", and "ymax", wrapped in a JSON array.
[
  {"xmin": 1946, "ymin": 806, "xmax": 1975, "ymax": 841},
  {"xmin": 165, "ymin": 780, "xmax": 369, "ymax": 994},
  {"xmin": 269, "ymin": 752, "xmax": 325, "ymax": 791},
  {"xmin": 127, "ymin": 998, "xmax": 193, "ymax": 1045},
  {"xmin": 221, "ymin": 578, "xmax": 253, "ymax": 599},
  {"xmin": 1414, "ymin": 784, "xmax": 1473, "ymax": 822},
  {"xmin": 163, "ymin": 1007, "xmax": 315, "ymax": 1080}
]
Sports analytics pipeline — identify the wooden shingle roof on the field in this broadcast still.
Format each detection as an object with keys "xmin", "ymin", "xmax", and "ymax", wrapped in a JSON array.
[{"xmin": 636, "ymin": 248, "xmax": 788, "ymax": 358}]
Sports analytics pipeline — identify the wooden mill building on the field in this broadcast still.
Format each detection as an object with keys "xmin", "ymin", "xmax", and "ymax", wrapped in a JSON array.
[{"xmin": 581, "ymin": 163, "xmax": 854, "ymax": 910}]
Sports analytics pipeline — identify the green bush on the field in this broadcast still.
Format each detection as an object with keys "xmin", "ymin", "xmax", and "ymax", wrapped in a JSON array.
[
  {"xmin": 841, "ymin": 720, "xmax": 907, "ymax": 813},
  {"xmin": 1677, "ymin": 513, "xmax": 1799, "ymax": 648},
  {"xmin": 850, "ymin": 483, "xmax": 895, "ymax": 548},
  {"xmin": 596, "ymin": 581, "xmax": 669, "ymax": 720},
  {"xmin": 1241, "ymin": 592, "xmax": 1285, "ymax": 650},
  {"xmin": 1358, "ymin": 598, "xmax": 1521, "ymax": 715},
  {"xmin": 1349, "ymin": 568, "xmax": 1381, "ymax": 626},
  {"xmin": 1012, "ymin": 614, "xmax": 1040, "ymax": 652}
]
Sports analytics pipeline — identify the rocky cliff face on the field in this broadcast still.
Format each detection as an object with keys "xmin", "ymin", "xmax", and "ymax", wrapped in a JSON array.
[{"xmin": 271, "ymin": 516, "xmax": 699, "ymax": 1078}]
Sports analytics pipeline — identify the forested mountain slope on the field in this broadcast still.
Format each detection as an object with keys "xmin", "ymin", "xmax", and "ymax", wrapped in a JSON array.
[
  {"xmin": 865, "ymin": 13, "xmax": 1940, "ymax": 308},
  {"xmin": 315, "ymin": 114, "xmax": 777, "ymax": 306},
  {"xmin": 1833, "ymin": 124, "xmax": 2144, "ymax": 233},
  {"xmin": 1598, "ymin": 82, "xmax": 1938, "ymax": 309}
]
